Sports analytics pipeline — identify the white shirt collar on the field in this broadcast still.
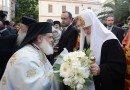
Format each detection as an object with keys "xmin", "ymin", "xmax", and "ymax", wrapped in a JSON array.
[
  {"xmin": 64, "ymin": 23, "xmax": 72, "ymax": 30},
  {"xmin": 107, "ymin": 25, "xmax": 113, "ymax": 31}
]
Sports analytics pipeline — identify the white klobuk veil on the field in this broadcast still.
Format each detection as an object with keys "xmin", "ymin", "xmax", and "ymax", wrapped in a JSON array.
[{"xmin": 79, "ymin": 9, "xmax": 117, "ymax": 65}]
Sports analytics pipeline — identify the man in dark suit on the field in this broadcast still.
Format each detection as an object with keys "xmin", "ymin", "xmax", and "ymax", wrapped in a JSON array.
[
  {"xmin": 106, "ymin": 16, "xmax": 124, "ymax": 43},
  {"xmin": 0, "ymin": 10, "xmax": 16, "ymax": 36},
  {"xmin": 58, "ymin": 11, "xmax": 78, "ymax": 54},
  {"xmin": 57, "ymin": 11, "xmax": 78, "ymax": 90}
]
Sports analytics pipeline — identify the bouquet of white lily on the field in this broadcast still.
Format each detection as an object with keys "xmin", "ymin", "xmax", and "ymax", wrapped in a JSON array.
[{"xmin": 53, "ymin": 48, "xmax": 94, "ymax": 90}]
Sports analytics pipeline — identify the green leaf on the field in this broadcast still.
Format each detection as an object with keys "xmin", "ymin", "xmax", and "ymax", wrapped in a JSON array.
[
  {"xmin": 53, "ymin": 63, "xmax": 60, "ymax": 71},
  {"xmin": 15, "ymin": 0, "xmax": 38, "ymax": 23},
  {"xmin": 88, "ymin": 74, "xmax": 93, "ymax": 81},
  {"xmin": 67, "ymin": 87, "xmax": 75, "ymax": 90},
  {"xmin": 85, "ymin": 48, "xmax": 92, "ymax": 57},
  {"xmin": 84, "ymin": 75, "xmax": 93, "ymax": 87},
  {"xmin": 84, "ymin": 80, "xmax": 93, "ymax": 87},
  {"xmin": 54, "ymin": 72, "xmax": 63, "ymax": 82},
  {"xmin": 73, "ymin": 48, "xmax": 77, "ymax": 51}
]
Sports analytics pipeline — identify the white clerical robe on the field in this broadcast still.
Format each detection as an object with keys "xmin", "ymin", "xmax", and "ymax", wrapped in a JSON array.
[{"xmin": 0, "ymin": 44, "xmax": 59, "ymax": 90}]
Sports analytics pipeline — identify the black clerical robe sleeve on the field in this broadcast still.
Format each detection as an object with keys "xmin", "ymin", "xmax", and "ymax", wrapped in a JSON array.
[{"xmin": 94, "ymin": 39, "xmax": 126, "ymax": 90}]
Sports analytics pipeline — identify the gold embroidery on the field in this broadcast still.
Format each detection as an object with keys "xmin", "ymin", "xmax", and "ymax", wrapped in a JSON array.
[
  {"xmin": 31, "ymin": 44, "xmax": 47, "ymax": 66},
  {"xmin": 2, "ymin": 76, "xmax": 6, "ymax": 85},
  {"xmin": 48, "ymin": 73, "xmax": 53, "ymax": 80},
  {"xmin": 10, "ymin": 54, "xmax": 17, "ymax": 65},
  {"xmin": 27, "ymin": 68, "xmax": 36, "ymax": 78},
  {"xmin": 41, "ymin": 53, "xmax": 47, "ymax": 64}
]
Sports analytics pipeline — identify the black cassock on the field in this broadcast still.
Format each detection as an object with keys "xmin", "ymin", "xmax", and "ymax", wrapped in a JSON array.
[
  {"xmin": 59, "ymin": 39, "xmax": 126, "ymax": 90},
  {"xmin": 0, "ymin": 35, "xmax": 17, "ymax": 80},
  {"xmin": 94, "ymin": 39, "xmax": 126, "ymax": 90}
]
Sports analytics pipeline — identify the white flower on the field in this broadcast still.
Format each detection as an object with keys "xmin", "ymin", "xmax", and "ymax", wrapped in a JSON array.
[
  {"xmin": 77, "ymin": 75, "xmax": 85, "ymax": 84},
  {"xmin": 81, "ymin": 56, "xmax": 88, "ymax": 62},
  {"xmin": 60, "ymin": 62, "xmax": 71, "ymax": 78},
  {"xmin": 54, "ymin": 50, "xmax": 93, "ymax": 90},
  {"xmin": 63, "ymin": 78, "xmax": 72, "ymax": 86},
  {"xmin": 77, "ymin": 51, "xmax": 86, "ymax": 57},
  {"xmin": 76, "ymin": 83, "xmax": 83, "ymax": 90},
  {"xmin": 63, "ymin": 54, "xmax": 69, "ymax": 61},
  {"xmin": 84, "ymin": 68, "xmax": 90, "ymax": 78},
  {"xmin": 78, "ymin": 67, "xmax": 90, "ymax": 78},
  {"xmin": 71, "ymin": 59, "xmax": 81, "ymax": 67}
]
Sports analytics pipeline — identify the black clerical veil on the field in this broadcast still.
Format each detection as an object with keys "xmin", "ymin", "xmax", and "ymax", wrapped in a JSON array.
[{"xmin": 20, "ymin": 22, "xmax": 52, "ymax": 48}]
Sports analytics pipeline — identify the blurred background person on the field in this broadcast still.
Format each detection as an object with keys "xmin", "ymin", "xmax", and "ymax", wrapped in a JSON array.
[
  {"xmin": 72, "ymin": 16, "xmax": 84, "ymax": 50},
  {"xmin": 16, "ymin": 16, "xmax": 37, "ymax": 46},
  {"xmin": 106, "ymin": 16, "xmax": 124, "ymax": 43},
  {"xmin": 3, "ymin": 20, "xmax": 17, "ymax": 34},
  {"xmin": 58, "ymin": 11, "xmax": 78, "ymax": 90},
  {"xmin": 47, "ymin": 19, "xmax": 53, "ymax": 26},
  {"xmin": 10, "ymin": 21, "xmax": 15, "ymax": 27},
  {"xmin": 52, "ymin": 21, "xmax": 61, "ymax": 47},
  {"xmin": 14, "ymin": 23, "xmax": 20, "ymax": 33},
  {"xmin": 49, "ymin": 21, "xmax": 62, "ymax": 64},
  {"xmin": 58, "ymin": 11, "xmax": 78, "ymax": 54},
  {"xmin": 0, "ymin": 10, "xmax": 17, "ymax": 80}
]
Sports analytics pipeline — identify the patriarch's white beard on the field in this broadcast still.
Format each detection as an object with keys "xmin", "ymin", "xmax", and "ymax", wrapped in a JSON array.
[
  {"xmin": 16, "ymin": 30, "xmax": 27, "ymax": 46},
  {"xmin": 39, "ymin": 38, "xmax": 54, "ymax": 55},
  {"xmin": 86, "ymin": 33, "xmax": 91, "ymax": 45}
]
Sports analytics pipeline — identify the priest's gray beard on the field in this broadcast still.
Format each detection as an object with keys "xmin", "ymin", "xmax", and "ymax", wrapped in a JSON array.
[
  {"xmin": 39, "ymin": 38, "xmax": 54, "ymax": 55},
  {"xmin": 86, "ymin": 34, "xmax": 91, "ymax": 45},
  {"xmin": 16, "ymin": 30, "xmax": 27, "ymax": 46}
]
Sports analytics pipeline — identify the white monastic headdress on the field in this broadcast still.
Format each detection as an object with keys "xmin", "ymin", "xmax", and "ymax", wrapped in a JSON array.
[{"xmin": 79, "ymin": 9, "xmax": 118, "ymax": 65}]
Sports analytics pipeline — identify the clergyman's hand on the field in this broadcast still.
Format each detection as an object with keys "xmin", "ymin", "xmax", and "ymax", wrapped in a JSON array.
[{"xmin": 90, "ymin": 63, "xmax": 100, "ymax": 76}]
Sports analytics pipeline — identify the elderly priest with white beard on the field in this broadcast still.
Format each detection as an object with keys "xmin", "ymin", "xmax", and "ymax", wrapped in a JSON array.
[
  {"xmin": 16, "ymin": 16, "xmax": 37, "ymax": 46},
  {"xmin": 0, "ymin": 22, "xmax": 59, "ymax": 90},
  {"xmin": 79, "ymin": 9, "xmax": 126, "ymax": 90}
]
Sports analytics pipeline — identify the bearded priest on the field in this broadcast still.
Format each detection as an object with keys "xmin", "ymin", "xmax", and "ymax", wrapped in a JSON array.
[{"xmin": 0, "ymin": 22, "xmax": 59, "ymax": 90}]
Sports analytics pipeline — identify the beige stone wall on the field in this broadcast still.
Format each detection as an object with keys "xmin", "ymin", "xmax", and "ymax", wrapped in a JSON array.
[{"xmin": 39, "ymin": 0, "xmax": 103, "ymax": 22}]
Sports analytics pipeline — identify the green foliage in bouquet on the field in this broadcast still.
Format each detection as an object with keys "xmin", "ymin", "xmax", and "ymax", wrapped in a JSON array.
[
  {"xmin": 53, "ymin": 63, "xmax": 63, "ymax": 82},
  {"xmin": 84, "ymin": 75, "xmax": 93, "ymax": 86},
  {"xmin": 83, "ymin": 48, "xmax": 92, "ymax": 57}
]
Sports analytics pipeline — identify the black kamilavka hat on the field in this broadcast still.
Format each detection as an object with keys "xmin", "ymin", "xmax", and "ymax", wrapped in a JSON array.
[
  {"xmin": 53, "ymin": 21, "xmax": 60, "ymax": 26},
  {"xmin": 20, "ymin": 16, "xmax": 37, "ymax": 26},
  {"xmin": 20, "ymin": 22, "xmax": 52, "ymax": 48}
]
